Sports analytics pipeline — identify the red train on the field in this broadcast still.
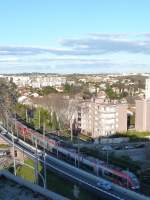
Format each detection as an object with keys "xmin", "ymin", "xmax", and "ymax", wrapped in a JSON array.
[{"xmin": 11, "ymin": 119, "xmax": 140, "ymax": 190}]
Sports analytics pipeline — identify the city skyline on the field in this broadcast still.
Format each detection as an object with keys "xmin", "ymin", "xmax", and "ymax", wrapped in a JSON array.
[{"xmin": 1, "ymin": 1, "xmax": 150, "ymax": 73}]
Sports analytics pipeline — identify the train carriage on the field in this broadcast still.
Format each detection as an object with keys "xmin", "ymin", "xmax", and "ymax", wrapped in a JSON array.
[{"xmin": 12, "ymin": 118, "xmax": 140, "ymax": 190}]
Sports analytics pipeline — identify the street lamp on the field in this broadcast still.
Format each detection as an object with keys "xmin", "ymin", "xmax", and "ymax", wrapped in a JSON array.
[{"xmin": 75, "ymin": 122, "xmax": 81, "ymax": 169}]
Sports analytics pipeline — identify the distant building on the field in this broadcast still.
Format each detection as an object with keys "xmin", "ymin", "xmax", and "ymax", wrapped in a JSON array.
[
  {"xmin": 135, "ymin": 77, "xmax": 150, "ymax": 131},
  {"xmin": 7, "ymin": 75, "xmax": 67, "ymax": 88},
  {"xmin": 18, "ymin": 96, "xmax": 33, "ymax": 106},
  {"xmin": 78, "ymin": 97, "xmax": 127, "ymax": 138},
  {"xmin": 18, "ymin": 96, "xmax": 28, "ymax": 104}
]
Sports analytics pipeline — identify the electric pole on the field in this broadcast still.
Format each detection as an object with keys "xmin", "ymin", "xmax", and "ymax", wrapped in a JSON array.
[
  {"xmin": 43, "ymin": 123, "xmax": 47, "ymax": 189},
  {"xmin": 11, "ymin": 126, "xmax": 16, "ymax": 176},
  {"xmin": 34, "ymin": 137, "xmax": 39, "ymax": 185}
]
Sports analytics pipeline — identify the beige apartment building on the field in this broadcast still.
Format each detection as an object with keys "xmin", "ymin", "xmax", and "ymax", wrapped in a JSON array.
[
  {"xmin": 135, "ymin": 99, "xmax": 150, "ymax": 131},
  {"xmin": 135, "ymin": 77, "xmax": 150, "ymax": 131},
  {"xmin": 78, "ymin": 97, "xmax": 127, "ymax": 138}
]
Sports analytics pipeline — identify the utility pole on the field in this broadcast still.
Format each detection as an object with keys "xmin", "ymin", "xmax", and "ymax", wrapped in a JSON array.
[
  {"xmin": 6, "ymin": 111, "xmax": 9, "ymax": 132},
  {"xmin": 106, "ymin": 150, "xmax": 109, "ymax": 165},
  {"xmin": 70, "ymin": 118, "xmax": 73, "ymax": 142},
  {"xmin": 56, "ymin": 141, "xmax": 59, "ymax": 158},
  {"xmin": 11, "ymin": 127, "xmax": 16, "ymax": 176},
  {"xmin": 34, "ymin": 137, "xmax": 39, "ymax": 185},
  {"xmin": 14, "ymin": 112, "xmax": 18, "ymax": 138},
  {"xmin": 75, "ymin": 155, "xmax": 77, "ymax": 167},
  {"xmin": 77, "ymin": 133, "xmax": 80, "ymax": 168},
  {"xmin": 106, "ymin": 131, "xmax": 109, "ymax": 165},
  {"xmin": 26, "ymin": 109, "xmax": 28, "ymax": 123},
  {"xmin": 43, "ymin": 123, "xmax": 47, "ymax": 189},
  {"xmin": 39, "ymin": 109, "xmax": 41, "ymax": 129},
  {"xmin": 77, "ymin": 124, "xmax": 80, "ymax": 168}
]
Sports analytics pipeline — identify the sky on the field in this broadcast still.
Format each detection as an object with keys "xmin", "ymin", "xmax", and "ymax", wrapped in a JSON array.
[{"xmin": 0, "ymin": 0, "xmax": 150, "ymax": 74}]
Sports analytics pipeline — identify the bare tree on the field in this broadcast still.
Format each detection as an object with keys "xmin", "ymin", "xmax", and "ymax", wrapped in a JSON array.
[{"xmin": 32, "ymin": 94, "xmax": 79, "ymax": 129}]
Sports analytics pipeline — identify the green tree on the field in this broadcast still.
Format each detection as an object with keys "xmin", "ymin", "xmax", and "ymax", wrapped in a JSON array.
[
  {"xmin": 105, "ymin": 86, "xmax": 118, "ymax": 100},
  {"xmin": 42, "ymin": 86, "xmax": 57, "ymax": 95},
  {"xmin": 64, "ymin": 83, "xmax": 72, "ymax": 93},
  {"xmin": 33, "ymin": 107, "xmax": 52, "ymax": 130},
  {"xmin": 15, "ymin": 103, "xmax": 28, "ymax": 120}
]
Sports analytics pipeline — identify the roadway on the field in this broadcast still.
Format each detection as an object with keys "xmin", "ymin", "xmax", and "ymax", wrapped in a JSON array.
[{"xmin": 0, "ymin": 126, "xmax": 149, "ymax": 200}]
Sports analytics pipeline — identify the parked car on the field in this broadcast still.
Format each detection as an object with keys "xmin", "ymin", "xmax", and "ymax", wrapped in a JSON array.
[
  {"xmin": 135, "ymin": 143, "xmax": 145, "ymax": 148},
  {"xmin": 124, "ymin": 145, "xmax": 134, "ymax": 150},
  {"xmin": 97, "ymin": 180, "xmax": 112, "ymax": 190},
  {"xmin": 114, "ymin": 145, "xmax": 122, "ymax": 150}
]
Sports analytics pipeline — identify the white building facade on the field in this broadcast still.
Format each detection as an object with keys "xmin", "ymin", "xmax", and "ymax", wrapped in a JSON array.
[{"xmin": 78, "ymin": 98, "xmax": 127, "ymax": 138}]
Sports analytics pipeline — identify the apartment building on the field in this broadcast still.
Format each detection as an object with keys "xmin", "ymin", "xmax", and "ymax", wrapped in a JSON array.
[
  {"xmin": 7, "ymin": 75, "xmax": 67, "ymax": 88},
  {"xmin": 78, "ymin": 97, "xmax": 127, "ymax": 138},
  {"xmin": 135, "ymin": 77, "xmax": 150, "ymax": 131},
  {"xmin": 135, "ymin": 99, "xmax": 150, "ymax": 131}
]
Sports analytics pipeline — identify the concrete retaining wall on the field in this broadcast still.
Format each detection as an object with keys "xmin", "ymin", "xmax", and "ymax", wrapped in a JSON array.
[
  {"xmin": 0, "ymin": 170, "xmax": 69, "ymax": 200},
  {"xmin": 100, "ymin": 137, "xmax": 130, "ymax": 144}
]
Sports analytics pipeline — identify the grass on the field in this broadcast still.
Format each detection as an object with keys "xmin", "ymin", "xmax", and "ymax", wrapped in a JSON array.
[
  {"xmin": 16, "ymin": 159, "xmax": 42, "ymax": 183},
  {"xmin": 0, "ymin": 144, "xmax": 9, "ymax": 148},
  {"xmin": 126, "ymin": 131, "xmax": 150, "ymax": 137},
  {"xmin": 110, "ymin": 131, "xmax": 150, "ymax": 141}
]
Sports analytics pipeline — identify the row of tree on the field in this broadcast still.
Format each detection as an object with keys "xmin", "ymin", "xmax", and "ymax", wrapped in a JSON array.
[{"xmin": 15, "ymin": 104, "xmax": 61, "ymax": 132}]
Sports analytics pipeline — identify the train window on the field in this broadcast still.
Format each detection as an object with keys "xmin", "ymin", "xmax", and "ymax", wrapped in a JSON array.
[
  {"xmin": 104, "ymin": 171, "xmax": 112, "ymax": 176},
  {"xmin": 103, "ymin": 170, "xmax": 125, "ymax": 185}
]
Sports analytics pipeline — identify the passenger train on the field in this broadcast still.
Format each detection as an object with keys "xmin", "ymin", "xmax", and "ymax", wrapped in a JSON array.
[{"xmin": 1, "ymin": 118, "xmax": 140, "ymax": 190}]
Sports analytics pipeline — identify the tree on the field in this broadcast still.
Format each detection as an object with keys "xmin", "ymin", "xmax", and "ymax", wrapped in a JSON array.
[
  {"xmin": 42, "ymin": 86, "xmax": 57, "ymax": 95},
  {"xmin": 64, "ymin": 83, "xmax": 72, "ymax": 93},
  {"xmin": 33, "ymin": 107, "xmax": 52, "ymax": 130},
  {"xmin": 15, "ymin": 103, "xmax": 27, "ymax": 120},
  {"xmin": 51, "ymin": 111, "xmax": 59, "ymax": 130},
  {"xmin": 105, "ymin": 86, "xmax": 118, "ymax": 100}
]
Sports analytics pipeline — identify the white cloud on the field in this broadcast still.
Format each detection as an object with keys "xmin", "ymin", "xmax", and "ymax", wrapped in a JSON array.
[{"xmin": 1, "ymin": 33, "xmax": 150, "ymax": 73}]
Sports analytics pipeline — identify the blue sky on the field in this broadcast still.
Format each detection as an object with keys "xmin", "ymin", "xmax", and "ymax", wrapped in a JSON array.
[{"xmin": 0, "ymin": 0, "xmax": 150, "ymax": 73}]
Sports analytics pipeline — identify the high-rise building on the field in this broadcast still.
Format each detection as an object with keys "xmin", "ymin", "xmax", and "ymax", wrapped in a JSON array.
[
  {"xmin": 135, "ymin": 77, "xmax": 150, "ymax": 131},
  {"xmin": 77, "ymin": 97, "xmax": 127, "ymax": 138}
]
